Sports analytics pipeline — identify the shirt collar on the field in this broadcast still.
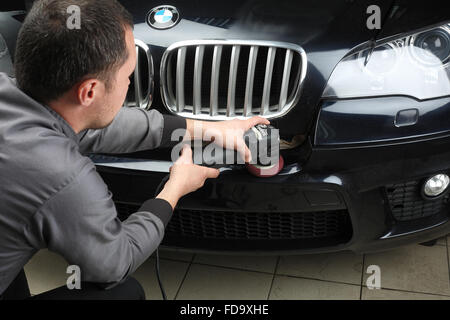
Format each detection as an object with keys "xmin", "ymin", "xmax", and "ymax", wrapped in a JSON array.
[
  {"xmin": 41, "ymin": 104, "xmax": 80, "ymax": 144},
  {"xmin": 5, "ymin": 74, "xmax": 81, "ymax": 144}
]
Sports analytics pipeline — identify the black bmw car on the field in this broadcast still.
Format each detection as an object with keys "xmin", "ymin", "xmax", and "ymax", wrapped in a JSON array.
[{"xmin": 1, "ymin": 0, "xmax": 449, "ymax": 254}]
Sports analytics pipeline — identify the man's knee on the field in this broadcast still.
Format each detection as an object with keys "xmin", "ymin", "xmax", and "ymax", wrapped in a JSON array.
[
  {"xmin": 118, "ymin": 276, "xmax": 145, "ymax": 300},
  {"xmin": 90, "ymin": 276, "xmax": 146, "ymax": 300}
]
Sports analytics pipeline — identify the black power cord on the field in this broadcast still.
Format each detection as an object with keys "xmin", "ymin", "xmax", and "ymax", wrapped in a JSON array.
[
  {"xmin": 154, "ymin": 174, "xmax": 170, "ymax": 300},
  {"xmin": 155, "ymin": 248, "xmax": 167, "ymax": 300}
]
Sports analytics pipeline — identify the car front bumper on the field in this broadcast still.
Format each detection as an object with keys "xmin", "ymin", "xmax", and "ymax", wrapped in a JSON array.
[{"xmin": 95, "ymin": 130, "xmax": 450, "ymax": 255}]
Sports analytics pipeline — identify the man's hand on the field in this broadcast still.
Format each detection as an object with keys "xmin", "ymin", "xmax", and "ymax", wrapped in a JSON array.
[
  {"xmin": 185, "ymin": 116, "xmax": 270, "ymax": 163},
  {"xmin": 156, "ymin": 144, "xmax": 220, "ymax": 209}
]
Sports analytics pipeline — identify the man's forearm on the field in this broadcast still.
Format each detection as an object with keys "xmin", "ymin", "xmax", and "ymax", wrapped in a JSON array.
[
  {"xmin": 155, "ymin": 180, "xmax": 181, "ymax": 210},
  {"xmin": 183, "ymin": 118, "xmax": 219, "ymax": 142},
  {"xmin": 78, "ymin": 108, "xmax": 187, "ymax": 154}
]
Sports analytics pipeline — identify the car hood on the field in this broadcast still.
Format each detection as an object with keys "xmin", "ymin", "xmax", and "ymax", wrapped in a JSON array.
[{"xmin": 124, "ymin": 0, "xmax": 449, "ymax": 135}]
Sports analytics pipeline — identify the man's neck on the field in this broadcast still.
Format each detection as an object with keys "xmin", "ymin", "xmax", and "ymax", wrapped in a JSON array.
[{"xmin": 47, "ymin": 99, "xmax": 85, "ymax": 134}]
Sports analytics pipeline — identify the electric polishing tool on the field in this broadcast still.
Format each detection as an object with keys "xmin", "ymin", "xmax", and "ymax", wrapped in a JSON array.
[
  {"xmin": 243, "ymin": 124, "xmax": 283, "ymax": 177},
  {"xmin": 200, "ymin": 124, "xmax": 284, "ymax": 178}
]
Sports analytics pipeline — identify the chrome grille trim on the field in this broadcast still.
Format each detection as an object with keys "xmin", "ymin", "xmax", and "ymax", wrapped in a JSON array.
[
  {"xmin": 160, "ymin": 40, "xmax": 307, "ymax": 120},
  {"xmin": 226, "ymin": 45, "xmax": 240, "ymax": 117},
  {"xmin": 261, "ymin": 47, "xmax": 277, "ymax": 115},
  {"xmin": 176, "ymin": 47, "xmax": 186, "ymax": 112},
  {"xmin": 124, "ymin": 39, "xmax": 154, "ymax": 109},
  {"xmin": 210, "ymin": 45, "xmax": 223, "ymax": 116},
  {"xmin": 279, "ymin": 49, "xmax": 293, "ymax": 112},
  {"xmin": 193, "ymin": 45, "xmax": 204, "ymax": 115},
  {"xmin": 244, "ymin": 45, "xmax": 259, "ymax": 117}
]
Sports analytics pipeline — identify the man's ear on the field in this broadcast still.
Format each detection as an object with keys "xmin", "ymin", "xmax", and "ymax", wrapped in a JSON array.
[{"xmin": 77, "ymin": 78, "xmax": 102, "ymax": 106}]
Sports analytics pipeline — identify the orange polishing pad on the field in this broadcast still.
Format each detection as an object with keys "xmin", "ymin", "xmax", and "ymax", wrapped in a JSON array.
[{"xmin": 246, "ymin": 155, "xmax": 284, "ymax": 178}]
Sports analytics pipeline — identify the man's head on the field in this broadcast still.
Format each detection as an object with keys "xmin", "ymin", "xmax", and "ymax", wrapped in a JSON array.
[{"xmin": 14, "ymin": 0, "xmax": 136, "ymax": 132}]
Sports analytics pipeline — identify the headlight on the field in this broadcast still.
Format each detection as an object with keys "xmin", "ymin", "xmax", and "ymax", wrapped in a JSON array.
[{"xmin": 322, "ymin": 23, "xmax": 450, "ymax": 100}]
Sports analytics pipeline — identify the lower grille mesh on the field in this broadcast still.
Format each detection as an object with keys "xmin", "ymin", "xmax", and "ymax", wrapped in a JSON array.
[
  {"xmin": 385, "ymin": 180, "xmax": 450, "ymax": 221},
  {"xmin": 115, "ymin": 202, "xmax": 351, "ymax": 241}
]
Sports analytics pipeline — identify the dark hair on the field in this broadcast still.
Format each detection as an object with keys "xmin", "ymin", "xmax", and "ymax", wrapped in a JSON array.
[{"xmin": 14, "ymin": 0, "xmax": 133, "ymax": 103}]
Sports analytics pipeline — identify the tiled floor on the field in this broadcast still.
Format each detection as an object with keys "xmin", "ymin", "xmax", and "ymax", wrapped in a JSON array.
[{"xmin": 24, "ymin": 235, "xmax": 450, "ymax": 300}]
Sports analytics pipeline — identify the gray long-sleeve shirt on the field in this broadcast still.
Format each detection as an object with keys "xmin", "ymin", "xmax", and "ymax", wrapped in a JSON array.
[{"xmin": 0, "ymin": 72, "xmax": 186, "ymax": 294}]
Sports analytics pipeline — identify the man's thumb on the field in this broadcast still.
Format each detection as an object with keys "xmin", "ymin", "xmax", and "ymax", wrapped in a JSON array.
[{"xmin": 205, "ymin": 167, "xmax": 220, "ymax": 179}]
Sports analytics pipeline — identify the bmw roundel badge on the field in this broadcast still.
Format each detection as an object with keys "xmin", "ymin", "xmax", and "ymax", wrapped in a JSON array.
[{"xmin": 147, "ymin": 5, "xmax": 180, "ymax": 30}]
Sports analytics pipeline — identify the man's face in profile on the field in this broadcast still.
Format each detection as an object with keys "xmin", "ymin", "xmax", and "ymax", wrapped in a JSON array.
[{"xmin": 91, "ymin": 26, "xmax": 136, "ymax": 129}]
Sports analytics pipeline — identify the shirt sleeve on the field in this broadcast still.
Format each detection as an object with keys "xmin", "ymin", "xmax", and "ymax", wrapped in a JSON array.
[
  {"xmin": 77, "ymin": 107, "xmax": 186, "ymax": 155},
  {"xmin": 25, "ymin": 161, "xmax": 173, "ymax": 286}
]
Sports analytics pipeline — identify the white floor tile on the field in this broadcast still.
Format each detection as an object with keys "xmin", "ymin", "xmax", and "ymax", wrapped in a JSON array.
[
  {"xmin": 151, "ymin": 248, "xmax": 194, "ymax": 262},
  {"xmin": 269, "ymin": 275, "xmax": 360, "ymax": 300},
  {"xmin": 363, "ymin": 244, "xmax": 450, "ymax": 295},
  {"xmin": 362, "ymin": 287, "xmax": 450, "ymax": 300},
  {"xmin": 277, "ymin": 251, "xmax": 363, "ymax": 285},
  {"xmin": 132, "ymin": 257, "xmax": 190, "ymax": 300},
  {"xmin": 193, "ymin": 254, "xmax": 277, "ymax": 273},
  {"xmin": 176, "ymin": 264, "xmax": 273, "ymax": 300},
  {"xmin": 24, "ymin": 249, "xmax": 69, "ymax": 295}
]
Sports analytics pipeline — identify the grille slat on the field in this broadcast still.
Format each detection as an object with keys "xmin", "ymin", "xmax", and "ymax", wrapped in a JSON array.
[
  {"xmin": 279, "ymin": 49, "xmax": 293, "ymax": 111},
  {"xmin": 160, "ymin": 40, "xmax": 307, "ymax": 120},
  {"xmin": 261, "ymin": 47, "xmax": 276, "ymax": 115},
  {"xmin": 125, "ymin": 39, "xmax": 154, "ymax": 110},
  {"xmin": 244, "ymin": 45, "xmax": 259, "ymax": 116},
  {"xmin": 133, "ymin": 45, "xmax": 143, "ymax": 109},
  {"xmin": 176, "ymin": 47, "xmax": 187, "ymax": 112},
  {"xmin": 193, "ymin": 45, "xmax": 204, "ymax": 115},
  {"xmin": 226, "ymin": 45, "xmax": 240, "ymax": 117},
  {"xmin": 210, "ymin": 45, "xmax": 223, "ymax": 116}
]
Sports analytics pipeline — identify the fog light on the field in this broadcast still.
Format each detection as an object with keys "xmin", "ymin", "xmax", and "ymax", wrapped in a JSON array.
[{"xmin": 423, "ymin": 174, "xmax": 450, "ymax": 198}]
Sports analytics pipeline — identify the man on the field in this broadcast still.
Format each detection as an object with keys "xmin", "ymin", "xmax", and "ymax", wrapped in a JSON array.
[{"xmin": 0, "ymin": 0, "xmax": 268, "ymax": 299}]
